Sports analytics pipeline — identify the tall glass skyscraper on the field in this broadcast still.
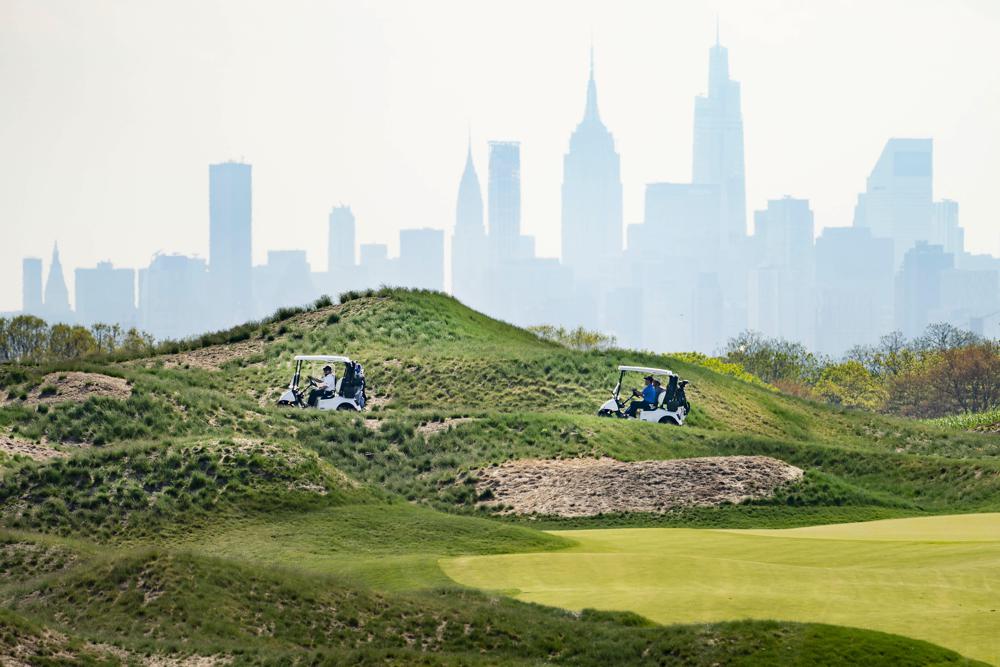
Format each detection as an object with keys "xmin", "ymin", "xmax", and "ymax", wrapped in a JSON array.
[
  {"xmin": 692, "ymin": 31, "xmax": 747, "ymax": 250},
  {"xmin": 487, "ymin": 141, "xmax": 522, "ymax": 263},
  {"xmin": 209, "ymin": 161, "xmax": 253, "ymax": 326},
  {"xmin": 853, "ymin": 138, "xmax": 934, "ymax": 268},
  {"xmin": 328, "ymin": 205, "xmax": 357, "ymax": 271}
]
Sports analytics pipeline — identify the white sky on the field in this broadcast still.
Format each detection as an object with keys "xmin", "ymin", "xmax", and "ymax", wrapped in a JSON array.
[{"xmin": 2, "ymin": 0, "xmax": 999, "ymax": 311}]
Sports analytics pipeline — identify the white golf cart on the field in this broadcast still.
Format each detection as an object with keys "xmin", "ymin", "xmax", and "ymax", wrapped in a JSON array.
[
  {"xmin": 277, "ymin": 354, "xmax": 366, "ymax": 412},
  {"xmin": 597, "ymin": 365, "xmax": 690, "ymax": 425}
]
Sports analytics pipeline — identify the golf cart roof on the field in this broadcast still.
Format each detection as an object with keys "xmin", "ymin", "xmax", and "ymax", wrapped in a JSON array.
[
  {"xmin": 293, "ymin": 355, "xmax": 352, "ymax": 363},
  {"xmin": 617, "ymin": 365, "xmax": 675, "ymax": 376}
]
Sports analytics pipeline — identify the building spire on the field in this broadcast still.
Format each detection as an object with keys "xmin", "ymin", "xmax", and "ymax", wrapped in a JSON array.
[
  {"xmin": 715, "ymin": 15, "xmax": 720, "ymax": 46},
  {"xmin": 44, "ymin": 240, "xmax": 71, "ymax": 320},
  {"xmin": 583, "ymin": 44, "xmax": 600, "ymax": 123}
]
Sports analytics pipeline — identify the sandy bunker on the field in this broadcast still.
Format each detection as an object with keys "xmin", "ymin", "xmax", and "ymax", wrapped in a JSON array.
[{"xmin": 475, "ymin": 456, "xmax": 803, "ymax": 517}]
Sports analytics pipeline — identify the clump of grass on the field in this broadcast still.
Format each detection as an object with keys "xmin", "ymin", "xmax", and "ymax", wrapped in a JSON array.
[
  {"xmin": 928, "ymin": 407, "xmax": 1000, "ymax": 431},
  {"xmin": 0, "ymin": 439, "xmax": 368, "ymax": 540}
]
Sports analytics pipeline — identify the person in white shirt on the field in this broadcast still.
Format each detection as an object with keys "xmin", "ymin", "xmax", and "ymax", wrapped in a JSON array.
[{"xmin": 308, "ymin": 365, "xmax": 337, "ymax": 407}]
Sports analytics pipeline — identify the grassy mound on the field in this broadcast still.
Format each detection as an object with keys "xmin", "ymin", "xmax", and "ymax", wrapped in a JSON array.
[
  {"xmin": 8, "ymin": 549, "xmax": 983, "ymax": 665},
  {"xmin": 0, "ymin": 438, "xmax": 369, "ymax": 540}
]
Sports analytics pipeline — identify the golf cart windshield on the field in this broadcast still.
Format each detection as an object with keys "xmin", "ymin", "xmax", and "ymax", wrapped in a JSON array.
[
  {"xmin": 290, "ymin": 354, "xmax": 353, "ymax": 390},
  {"xmin": 613, "ymin": 365, "xmax": 676, "ymax": 401}
]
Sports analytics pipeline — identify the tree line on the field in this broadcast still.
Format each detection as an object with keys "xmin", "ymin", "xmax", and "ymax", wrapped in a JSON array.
[
  {"xmin": 0, "ymin": 315, "xmax": 155, "ymax": 363},
  {"xmin": 723, "ymin": 323, "xmax": 1000, "ymax": 418}
]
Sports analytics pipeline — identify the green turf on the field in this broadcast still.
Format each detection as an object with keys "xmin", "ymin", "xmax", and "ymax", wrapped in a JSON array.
[{"xmin": 441, "ymin": 513, "xmax": 1000, "ymax": 665}]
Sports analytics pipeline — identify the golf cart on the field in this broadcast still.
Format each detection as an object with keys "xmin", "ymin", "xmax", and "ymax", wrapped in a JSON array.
[
  {"xmin": 277, "ymin": 354, "xmax": 367, "ymax": 411},
  {"xmin": 597, "ymin": 365, "xmax": 690, "ymax": 425}
]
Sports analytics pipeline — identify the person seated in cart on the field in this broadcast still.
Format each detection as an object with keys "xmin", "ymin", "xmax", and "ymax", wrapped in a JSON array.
[
  {"xmin": 652, "ymin": 378, "xmax": 664, "ymax": 404},
  {"xmin": 308, "ymin": 365, "xmax": 336, "ymax": 407},
  {"xmin": 624, "ymin": 375, "xmax": 658, "ymax": 417}
]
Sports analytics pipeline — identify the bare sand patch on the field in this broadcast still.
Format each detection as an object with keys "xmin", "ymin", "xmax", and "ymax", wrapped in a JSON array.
[
  {"xmin": 8, "ymin": 372, "xmax": 131, "ymax": 407},
  {"xmin": 416, "ymin": 418, "xmax": 476, "ymax": 439},
  {"xmin": 475, "ymin": 456, "xmax": 803, "ymax": 517}
]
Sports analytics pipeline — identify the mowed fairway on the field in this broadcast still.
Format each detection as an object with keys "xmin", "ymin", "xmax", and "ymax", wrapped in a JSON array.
[{"xmin": 442, "ymin": 514, "xmax": 1000, "ymax": 664}]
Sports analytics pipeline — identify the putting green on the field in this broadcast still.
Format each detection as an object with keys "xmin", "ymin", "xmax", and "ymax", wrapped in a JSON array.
[{"xmin": 441, "ymin": 514, "xmax": 1000, "ymax": 664}]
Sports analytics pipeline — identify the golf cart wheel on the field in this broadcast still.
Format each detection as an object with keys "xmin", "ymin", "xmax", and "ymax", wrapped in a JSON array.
[
  {"xmin": 658, "ymin": 416, "xmax": 680, "ymax": 425},
  {"xmin": 336, "ymin": 403, "xmax": 357, "ymax": 411},
  {"xmin": 597, "ymin": 409, "xmax": 615, "ymax": 418}
]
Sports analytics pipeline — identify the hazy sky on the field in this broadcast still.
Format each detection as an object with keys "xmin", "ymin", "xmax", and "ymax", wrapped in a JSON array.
[{"xmin": 2, "ymin": 0, "xmax": 999, "ymax": 312}]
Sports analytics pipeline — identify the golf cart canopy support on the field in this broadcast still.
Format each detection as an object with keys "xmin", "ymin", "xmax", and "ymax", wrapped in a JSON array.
[
  {"xmin": 294, "ymin": 355, "xmax": 352, "ymax": 363},
  {"xmin": 617, "ymin": 365, "xmax": 675, "ymax": 376}
]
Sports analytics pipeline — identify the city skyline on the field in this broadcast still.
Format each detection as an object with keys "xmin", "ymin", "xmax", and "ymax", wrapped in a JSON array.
[
  {"xmin": 3, "ymin": 1, "xmax": 1000, "ymax": 312},
  {"xmin": 13, "ymin": 25, "xmax": 999, "ymax": 354}
]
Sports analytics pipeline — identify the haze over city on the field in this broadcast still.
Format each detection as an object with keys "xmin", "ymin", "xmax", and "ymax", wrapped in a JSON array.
[{"xmin": 3, "ymin": 0, "xmax": 1000, "ymax": 315}]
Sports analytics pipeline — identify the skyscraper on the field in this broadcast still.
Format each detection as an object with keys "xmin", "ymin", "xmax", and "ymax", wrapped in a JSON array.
[
  {"xmin": 21, "ymin": 258, "xmax": 42, "ymax": 315},
  {"xmin": 853, "ymin": 138, "xmax": 933, "ymax": 268},
  {"xmin": 139, "ymin": 254, "xmax": 209, "ymax": 340},
  {"xmin": 43, "ymin": 243, "xmax": 72, "ymax": 323},
  {"xmin": 931, "ymin": 199, "xmax": 963, "ymax": 256},
  {"xmin": 895, "ymin": 242, "xmax": 953, "ymax": 336},
  {"xmin": 399, "ymin": 228, "xmax": 445, "ymax": 291},
  {"xmin": 487, "ymin": 141, "xmax": 523, "ymax": 262},
  {"xmin": 748, "ymin": 197, "xmax": 815, "ymax": 345},
  {"xmin": 560, "ymin": 49, "xmax": 623, "ymax": 280},
  {"xmin": 328, "ymin": 205, "xmax": 357, "ymax": 271},
  {"xmin": 253, "ymin": 251, "xmax": 314, "ymax": 316},
  {"xmin": 209, "ymin": 161, "xmax": 253, "ymax": 326},
  {"xmin": 815, "ymin": 227, "xmax": 894, "ymax": 355},
  {"xmin": 642, "ymin": 182, "xmax": 720, "ymax": 266},
  {"xmin": 452, "ymin": 138, "xmax": 487, "ymax": 308},
  {"xmin": 693, "ymin": 28, "xmax": 747, "ymax": 249},
  {"xmin": 75, "ymin": 261, "xmax": 135, "ymax": 327}
]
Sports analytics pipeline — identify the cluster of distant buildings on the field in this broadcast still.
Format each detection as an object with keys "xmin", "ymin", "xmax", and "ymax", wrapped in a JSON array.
[{"xmin": 17, "ymin": 35, "xmax": 1000, "ymax": 355}]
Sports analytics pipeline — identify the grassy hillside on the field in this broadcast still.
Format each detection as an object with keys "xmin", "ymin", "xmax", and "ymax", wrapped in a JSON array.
[{"xmin": 1, "ymin": 288, "xmax": 996, "ymax": 664}]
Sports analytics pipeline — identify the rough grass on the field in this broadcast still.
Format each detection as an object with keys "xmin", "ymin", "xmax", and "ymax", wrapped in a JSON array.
[{"xmin": 0, "ymin": 438, "xmax": 370, "ymax": 541}]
